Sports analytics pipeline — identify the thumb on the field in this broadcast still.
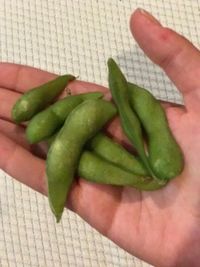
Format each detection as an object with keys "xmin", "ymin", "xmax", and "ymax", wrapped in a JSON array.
[{"xmin": 130, "ymin": 8, "xmax": 200, "ymax": 111}]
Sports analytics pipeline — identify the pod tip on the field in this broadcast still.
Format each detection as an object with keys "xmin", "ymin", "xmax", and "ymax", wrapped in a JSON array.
[
  {"xmin": 107, "ymin": 57, "xmax": 115, "ymax": 65},
  {"xmin": 55, "ymin": 213, "xmax": 62, "ymax": 223}
]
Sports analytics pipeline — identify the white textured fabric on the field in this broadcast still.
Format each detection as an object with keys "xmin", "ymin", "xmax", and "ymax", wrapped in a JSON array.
[{"xmin": 0, "ymin": 1, "xmax": 200, "ymax": 266}]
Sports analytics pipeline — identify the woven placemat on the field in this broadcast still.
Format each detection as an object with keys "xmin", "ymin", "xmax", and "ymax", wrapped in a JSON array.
[{"xmin": 0, "ymin": 1, "xmax": 200, "ymax": 266}]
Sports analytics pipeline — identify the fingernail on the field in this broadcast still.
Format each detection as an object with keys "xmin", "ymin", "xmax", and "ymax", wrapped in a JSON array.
[{"xmin": 137, "ymin": 8, "xmax": 161, "ymax": 26}]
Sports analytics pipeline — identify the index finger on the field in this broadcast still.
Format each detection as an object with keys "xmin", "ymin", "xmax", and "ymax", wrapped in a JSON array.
[
  {"xmin": 0, "ymin": 62, "xmax": 112, "ymax": 125},
  {"xmin": 0, "ymin": 63, "xmax": 56, "ymax": 92},
  {"xmin": 0, "ymin": 62, "xmax": 109, "ymax": 97}
]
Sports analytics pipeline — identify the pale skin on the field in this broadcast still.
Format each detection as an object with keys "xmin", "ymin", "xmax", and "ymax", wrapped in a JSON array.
[{"xmin": 0, "ymin": 8, "xmax": 200, "ymax": 267}]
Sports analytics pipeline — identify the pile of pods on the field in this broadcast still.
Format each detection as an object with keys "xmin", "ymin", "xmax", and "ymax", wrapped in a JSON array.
[{"xmin": 12, "ymin": 58, "xmax": 184, "ymax": 222}]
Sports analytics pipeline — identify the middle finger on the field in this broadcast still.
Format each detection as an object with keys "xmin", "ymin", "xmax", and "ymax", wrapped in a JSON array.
[
  {"xmin": 0, "ymin": 88, "xmax": 22, "ymax": 121},
  {"xmin": 0, "ymin": 119, "xmax": 48, "ymax": 158},
  {"xmin": 0, "ymin": 119, "xmax": 28, "ymax": 148}
]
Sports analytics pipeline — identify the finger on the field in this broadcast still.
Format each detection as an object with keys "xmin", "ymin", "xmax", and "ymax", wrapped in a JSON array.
[
  {"xmin": 130, "ymin": 9, "xmax": 200, "ymax": 110},
  {"xmin": 0, "ymin": 88, "xmax": 22, "ymax": 120},
  {"xmin": 0, "ymin": 119, "xmax": 29, "ymax": 148},
  {"xmin": 0, "ymin": 132, "xmax": 46, "ymax": 194},
  {"xmin": 0, "ymin": 118, "xmax": 49, "ymax": 158},
  {"xmin": 0, "ymin": 63, "xmax": 110, "ymax": 98},
  {"xmin": 0, "ymin": 63, "xmax": 56, "ymax": 92}
]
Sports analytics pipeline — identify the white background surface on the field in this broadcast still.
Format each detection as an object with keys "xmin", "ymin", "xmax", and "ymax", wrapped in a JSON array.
[{"xmin": 0, "ymin": 1, "xmax": 200, "ymax": 266}]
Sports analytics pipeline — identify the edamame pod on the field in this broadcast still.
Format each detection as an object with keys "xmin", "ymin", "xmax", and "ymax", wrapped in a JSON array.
[
  {"xmin": 88, "ymin": 132, "xmax": 149, "ymax": 176},
  {"xmin": 107, "ymin": 58, "xmax": 156, "ymax": 179},
  {"xmin": 78, "ymin": 151, "xmax": 166, "ymax": 190},
  {"xmin": 46, "ymin": 128, "xmax": 162, "ymax": 191},
  {"xmin": 47, "ymin": 131, "xmax": 148, "ymax": 176},
  {"xmin": 128, "ymin": 82, "xmax": 184, "ymax": 180},
  {"xmin": 26, "ymin": 92, "xmax": 103, "ymax": 144},
  {"xmin": 46, "ymin": 99, "xmax": 117, "ymax": 222},
  {"xmin": 12, "ymin": 74, "xmax": 75, "ymax": 123}
]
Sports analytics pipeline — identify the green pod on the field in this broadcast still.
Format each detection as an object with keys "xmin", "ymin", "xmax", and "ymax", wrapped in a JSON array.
[
  {"xmin": 26, "ymin": 92, "xmax": 103, "ymax": 144},
  {"xmin": 107, "ymin": 58, "xmax": 155, "ymax": 178},
  {"xmin": 46, "ymin": 133, "xmax": 57, "ymax": 147},
  {"xmin": 47, "ymin": 132, "xmax": 163, "ymax": 191},
  {"xmin": 12, "ymin": 74, "xmax": 75, "ymax": 123},
  {"xmin": 88, "ymin": 132, "xmax": 149, "ymax": 176},
  {"xmin": 128, "ymin": 82, "xmax": 184, "ymax": 180},
  {"xmin": 46, "ymin": 99, "xmax": 116, "ymax": 222},
  {"xmin": 78, "ymin": 151, "xmax": 166, "ymax": 190}
]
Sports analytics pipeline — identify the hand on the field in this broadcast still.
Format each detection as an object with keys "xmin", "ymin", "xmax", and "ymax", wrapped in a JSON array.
[{"xmin": 1, "ymin": 8, "xmax": 200, "ymax": 267}]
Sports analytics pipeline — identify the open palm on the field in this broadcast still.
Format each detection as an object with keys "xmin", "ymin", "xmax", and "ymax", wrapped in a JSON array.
[{"xmin": 1, "ymin": 9, "xmax": 200, "ymax": 267}]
